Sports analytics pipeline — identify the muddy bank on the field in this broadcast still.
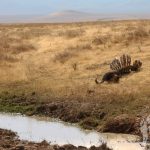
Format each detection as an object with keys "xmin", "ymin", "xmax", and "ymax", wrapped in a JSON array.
[
  {"xmin": 0, "ymin": 129, "xmax": 111, "ymax": 150},
  {"xmin": 0, "ymin": 93, "xmax": 142, "ymax": 136},
  {"xmin": 35, "ymin": 102, "xmax": 141, "ymax": 134}
]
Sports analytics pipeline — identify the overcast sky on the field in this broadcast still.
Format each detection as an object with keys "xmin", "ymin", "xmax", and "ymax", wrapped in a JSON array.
[{"xmin": 0, "ymin": 0, "xmax": 149, "ymax": 15}]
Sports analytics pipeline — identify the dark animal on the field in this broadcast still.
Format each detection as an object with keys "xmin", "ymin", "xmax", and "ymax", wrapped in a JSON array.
[
  {"xmin": 131, "ymin": 60, "xmax": 142, "ymax": 71},
  {"xmin": 95, "ymin": 54, "xmax": 142, "ymax": 84},
  {"xmin": 95, "ymin": 72, "xmax": 120, "ymax": 84}
]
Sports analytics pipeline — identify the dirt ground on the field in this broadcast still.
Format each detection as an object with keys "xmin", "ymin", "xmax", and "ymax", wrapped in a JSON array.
[{"xmin": 0, "ymin": 129, "xmax": 111, "ymax": 150}]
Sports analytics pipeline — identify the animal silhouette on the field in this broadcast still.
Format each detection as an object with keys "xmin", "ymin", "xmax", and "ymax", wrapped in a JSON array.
[{"xmin": 95, "ymin": 54, "xmax": 142, "ymax": 84}]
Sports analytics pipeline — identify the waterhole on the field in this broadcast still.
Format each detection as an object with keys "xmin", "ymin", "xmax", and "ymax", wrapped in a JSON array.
[{"xmin": 0, "ymin": 113, "xmax": 143, "ymax": 150}]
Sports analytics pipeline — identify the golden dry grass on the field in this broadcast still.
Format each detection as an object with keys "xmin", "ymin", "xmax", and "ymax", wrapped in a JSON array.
[{"xmin": 0, "ymin": 20, "xmax": 150, "ymax": 101}]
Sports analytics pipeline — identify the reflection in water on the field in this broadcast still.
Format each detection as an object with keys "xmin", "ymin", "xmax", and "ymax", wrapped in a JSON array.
[{"xmin": 0, "ymin": 113, "xmax": 143, "ymax": 150}]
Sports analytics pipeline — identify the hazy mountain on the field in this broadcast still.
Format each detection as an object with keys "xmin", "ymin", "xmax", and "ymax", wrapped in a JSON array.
[
  {"xmin": 0, "ymin": 10, "xmax": 150, "ymax": 23},
  {"xmin": 35, "ymin": 10, "xmax": 103, "ymax": 23}
]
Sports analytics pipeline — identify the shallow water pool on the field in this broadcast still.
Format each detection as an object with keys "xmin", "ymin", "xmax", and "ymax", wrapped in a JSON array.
[{"xmin": 0, "ymin": 112, "xmax": 144, "ymax": 150}]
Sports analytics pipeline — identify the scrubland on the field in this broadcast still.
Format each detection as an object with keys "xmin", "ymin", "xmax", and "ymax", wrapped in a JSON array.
[{"xmin": 0, "ymin": 20, "xmax": 150, "ymax": 134}]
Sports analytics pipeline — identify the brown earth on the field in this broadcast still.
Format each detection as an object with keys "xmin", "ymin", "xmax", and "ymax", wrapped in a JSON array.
[
  {"xmin": 0, "ymin": 93, "xmax": 142, "ymax": 136},
  {"xmin": 35, "ymin": 101, "xmax": 141, "ymax": 135},
  {"xmin": 0, "ymin": 129, "xmax": 111, "ymax": 150}
]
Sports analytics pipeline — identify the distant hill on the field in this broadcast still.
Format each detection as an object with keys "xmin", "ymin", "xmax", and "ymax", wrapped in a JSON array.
[{"xmin": 0, "ymin": 10, "xmax": 150, "ymax": 23}]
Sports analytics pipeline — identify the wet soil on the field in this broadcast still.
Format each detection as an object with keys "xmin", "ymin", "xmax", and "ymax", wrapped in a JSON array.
[
  {"xmin": 0, "ymin": 129, "xmax": 111, "ymax": 150},
  {"xmin": 0, "ymin": 93, "xmax": 141, "ymax": 136}
]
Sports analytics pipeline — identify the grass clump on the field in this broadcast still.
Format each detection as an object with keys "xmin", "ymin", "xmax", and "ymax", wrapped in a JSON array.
[
  {"xmin": 92, "ymin": 35, "xmax": 111, "ymax": 45},
  {"xmin": 54, "ymin": 51, "xmax": 77, "ymax": 63},
  {"xmin": 80, "ymin": 117, "xmax": 99, "ymax": 130},
  {"xmin": 0, "ymin": 53, "xmax": 18, "ymax": 62},
  {"xmin": 11, "ymin": 43, "xmax": 35, "ymax": 54},
  {"xmin": 58, "ymin": 29, "xmax": 85, "ymax": 38}
]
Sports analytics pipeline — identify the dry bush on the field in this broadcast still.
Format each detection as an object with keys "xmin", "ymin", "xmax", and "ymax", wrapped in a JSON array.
[
  {"xmin": 62, "ymin": 43, "xmax": 92, "ymax": 60},
  {"xmin": 17, "ymin": 32, "xmax": 32, "ymax": 40},
  {"xmin": 11, "ymin": 43, "xmax": 35, "ymax": 54},
  {"xmin": 18, "ymin": 28, "xmax": 53, "ymax": 39},
  {"xmin": 67, "ymin": 43, "xmax": 92, "ymax": 52},
  {"xmin": 92, "ymin": 35, "xmax": 111, "ymax": 45},
  {"xmin": 91, "ymin": 25, "xmax": 149, "ymax": 46},
  {"xmin": 110, "ymin": 26, "xmax": 150, "ymax": 46},
  {"xmin": 0, "ymin": 35, "xmax": 35, "ymax": 55},
  {"xmin": 54, "ymin": 43, "xmax": 92, "ymax": 63},
  {"xmin": 124, "ymin": 26, "xmax": 137, "ymax": 32},
  {"xmin": 119, "ymin": 26, "xmax": 150, "ymax": 45},
  {"xmin": 58, "ymin": 29, "xmax": 85, "ymax": 38},
  {"xmin": 86, "ymin": 61, "xmax": 110, "ymax": 70},
  {"xmin": 77, "ymin": 43, "xmax": 92, "ymax": 50},
  {"xmin": 0, "ymin": 36, "xmax": 18, "ymax": 49},
  {"xmin": 72, "ymin": 63, "xmax": 78, "ymax": 71},
  {"xmin": 86, "ymin": 64, "xmax": 100, "ymax": 70},
  {"xmin": 54, "ymin": 51, "xmax": 77, "ymax": 63},
  {"xmin": 126, "ymin": 27, "xmax": 149, "ymax": 40},
  {"xmin": 0, "ymin": 53, "xmax": 18, "ymax": 62}
]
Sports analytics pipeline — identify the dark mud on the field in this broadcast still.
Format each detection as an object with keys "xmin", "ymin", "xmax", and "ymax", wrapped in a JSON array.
[
  {"xmin": 0, "ymin": 129, "xmax": 111, "ymax": 150},
  {"xmin": 35, "ymin": 102, "xmax": 141, "ymax": 134},
  {"xmin": 0, "ymin": 93, "xmax": 141, "ymax": 136},
  {"xmin": 102, "ymin": 114, "xmax": 141, "ymax": 135}
]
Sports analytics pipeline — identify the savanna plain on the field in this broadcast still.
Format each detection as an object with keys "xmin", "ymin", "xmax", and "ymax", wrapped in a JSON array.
[{"xmin": 0, "ymin": 20, "xmax": 150, "ymax": 146}]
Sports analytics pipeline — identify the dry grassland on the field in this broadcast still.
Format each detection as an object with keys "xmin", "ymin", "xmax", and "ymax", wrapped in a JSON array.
[{"xmin": 0, "ymin": 20, "xmax": 150, "ymax": 132}]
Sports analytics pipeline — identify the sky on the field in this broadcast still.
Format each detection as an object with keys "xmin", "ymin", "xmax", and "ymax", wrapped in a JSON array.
[{"xmin": 0, "ymin": 0, "xmax": 150, "ymax": 15}]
